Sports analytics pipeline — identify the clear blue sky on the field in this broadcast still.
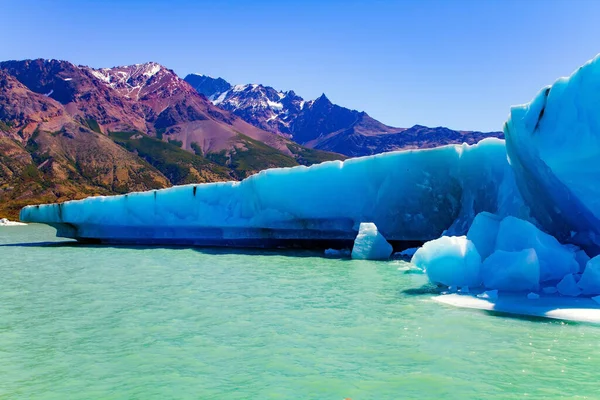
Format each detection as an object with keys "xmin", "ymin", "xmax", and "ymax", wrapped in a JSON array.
[{"xmin": 2, "ymin": 0, "xmax": 599, "ymax": 131}]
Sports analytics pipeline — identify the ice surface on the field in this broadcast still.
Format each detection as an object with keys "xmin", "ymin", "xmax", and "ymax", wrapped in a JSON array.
[
  {"xmin": 557, "ymin": 274, "xmax": 582, "ymax": 297},
  {"xmin": 21, "ymin": 138, "xmax": 520, "ymax": 245},
  {"xmin": 481, "ymin": 248, "xmax": 540, "ymax": 292},
  {"xmin": 577, "ymin": 255, "xmax": 600, "ymax": 295},
  {"xmin": 466, "ymin": 212, "xmax": 501, "ymax": 260},
  {"xmin": 434, "ymin": 293, "xmax": 600, "ymax": 323},
  {"xmin": 411, "ymin": 236, "xmax": 482, "ymax": 287},
  {"xmin": 0, "ymin": 218, "xmax": 26, "ymax": 226},
  {"xmin": 351, "ymin": 223, "xmax": 393, "ymax": 260},
  {"xmin": 495, "ymin": 216, "xmax": 578, "ymax": 282},
  {"xmin": 504, "ymin": 54, "xmax": 600, "ymax": 254}
]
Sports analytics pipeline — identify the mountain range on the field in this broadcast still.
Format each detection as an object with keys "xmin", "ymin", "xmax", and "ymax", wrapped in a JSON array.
[
  {"xmin": 0, "ymin": 58, "xmax": 501, "ymax": 219},
  {"xmin": 184, "ymin": 73, "xmax": 503, "ymax": 157}
]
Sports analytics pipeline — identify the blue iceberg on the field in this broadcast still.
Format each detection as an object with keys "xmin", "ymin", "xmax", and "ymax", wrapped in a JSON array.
[{"xmin": 20, "ymin": 137, "xmax": 519, "ymax": 246}]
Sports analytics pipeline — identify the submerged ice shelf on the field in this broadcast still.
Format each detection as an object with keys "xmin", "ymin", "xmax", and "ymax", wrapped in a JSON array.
[
  {"xmin": 434, "ymin": 293, "xmax": 600, "ymax": 324},
  {"xmin": 20, "ymin": 137, "xmax": 519, "ymax": 246}
]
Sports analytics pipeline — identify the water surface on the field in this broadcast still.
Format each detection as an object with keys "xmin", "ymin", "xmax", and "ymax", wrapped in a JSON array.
[{"xmin": 0, "ymin": 225, "xmax": 597, "ymax": 399}]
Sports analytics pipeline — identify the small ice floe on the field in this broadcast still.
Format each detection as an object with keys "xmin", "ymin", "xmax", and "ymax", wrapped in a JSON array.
[
  {"xmin": 527, "ymin": 292, "xmax": 540, "ymax": 300},
  {"xmin": 0, "ymin": 218, "xmax": 26, "ymax": 226},
  {"xmin": 477, "ymin": 290, "xmax": 498, "ymax": 300}
]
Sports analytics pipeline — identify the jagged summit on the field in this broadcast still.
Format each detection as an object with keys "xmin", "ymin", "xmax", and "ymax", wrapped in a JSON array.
[{"xmin": 184, "ymin": 73, "xmax": 503, "ymax": 156}]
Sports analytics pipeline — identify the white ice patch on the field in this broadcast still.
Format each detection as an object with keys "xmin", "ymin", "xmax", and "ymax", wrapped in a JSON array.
[{"xmin": 0, "ymin": 218, "xmax": 26, "ymax": 226}]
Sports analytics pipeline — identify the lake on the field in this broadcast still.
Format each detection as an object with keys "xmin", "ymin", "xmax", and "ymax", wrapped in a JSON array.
[{"xmin": 0, "ymin": 224, "xmax": 597, "ymax": 399}]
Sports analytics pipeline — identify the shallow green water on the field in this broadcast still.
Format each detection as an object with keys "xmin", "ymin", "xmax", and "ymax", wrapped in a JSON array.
[{"xmin": 0, "ymin": 225, "xmax": 598, "ymax": 399}]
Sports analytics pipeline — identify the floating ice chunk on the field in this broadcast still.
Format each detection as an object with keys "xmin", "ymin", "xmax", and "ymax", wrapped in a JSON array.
[
  {"xmin": 411, "ymin": 236, "xmax": 482, "ymax": 287},
  {"xmin": 466, "ymin": 212, "xmax": 502, "ymax": 260},
  {"xmin": 527, "ymin": 292, "xmax": 540, "ymax": 300},
  {"xmin": 577, "ymin": 255, "xmax": 600, "ymax": 295},
  {"xmin": 324, "ymin": 248, "xmax": 351, "ymax": 257},
  {"xmin": 495, "ymin": 216, "xmax": 578, "ymax": 282},
  {"xmin": 477, "ymin": 290, "xmax": 498, "ymax": 300},
  {"xmin": 351, "ymin": 223, "xmax": 393, "ymax": 260},
  {"xmin": 542, "ymin": 286, "xmax": 558, "ymax": 294},
  {"xmin": 481, "ymin": 248, "xmax": 540, "ymax": 292},
  {"xmin": 557, "ymin": 274, "xmax": 582, "ymax": 297}
]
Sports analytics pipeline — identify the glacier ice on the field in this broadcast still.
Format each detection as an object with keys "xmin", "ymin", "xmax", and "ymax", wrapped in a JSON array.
[
  {"xmin": 481, "ymin": 248, "xmax": 539, "ymax": 292},
  {"xmin": 575, "ymin": 249, "xmax": 591, "ymax": 273},
  {"xmin": 577, "ymin": 255, "xmax": 600, "ymax": 295},
  {"xmin": 504, "ymin": 55, "xmax": 600, "ymax": 254},
  {"xmin": 416, "ymin": 213, "xmax": 579, "ymax": 292},
  {"xmin": 494, "ymin": 216, "xmax": 579, "ymax": 282},
  {"xmin": 413, "ymin": 55, "xmax": 600, "ymax": 297},
  {"xmin": 557, "ymin": 274, "xmax": 582, "ymax": 297},
  {"xmin": 466, "ymin": 212, "xmax": 501, "ymax": 260},
  {"xmin": 20, "ymin": 138, "xmax": 520, "ymax": 246},
  {"xmin": 411, "ymin": 236, "xmax": 482, "ymax": 287},
  {"xmin": 351, "ymin": 223, "xmax": 393, "ymax": 260}
]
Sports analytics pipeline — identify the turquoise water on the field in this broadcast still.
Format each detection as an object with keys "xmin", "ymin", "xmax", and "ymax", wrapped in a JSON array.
[{"xmin": 0, "ymin": 225, "xmax": 598, "ymax": 399}]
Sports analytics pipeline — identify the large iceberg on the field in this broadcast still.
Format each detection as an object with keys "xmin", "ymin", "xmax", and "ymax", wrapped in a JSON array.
[
  {"xmin": 20, "ymin": 138, "xmax": 521, "ymax": 246},
  {"xmin": 413, "ymin": 54, "xmax": 600, "ymax": 296}
]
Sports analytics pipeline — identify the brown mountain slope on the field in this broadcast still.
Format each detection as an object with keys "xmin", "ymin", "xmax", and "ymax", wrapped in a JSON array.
[{"xmin": 0, "ymin": 60, "xmax": 344, "ymax": 219}]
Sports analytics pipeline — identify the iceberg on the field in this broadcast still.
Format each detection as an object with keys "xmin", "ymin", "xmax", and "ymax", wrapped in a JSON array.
[
  {"xmin": 411, "ymin": 236, "xmax": 482, "ymax": 287},
  {"xmin": 351, "ymin": 222, "xmax": 393, "ymax": 260},
  {"xmin": 20, "ymin": 138, "xmax": 519, "ymax": 246},
  {"xmin": 413, "ymin": 54, "xmax": 600, "ymax": 298}
]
